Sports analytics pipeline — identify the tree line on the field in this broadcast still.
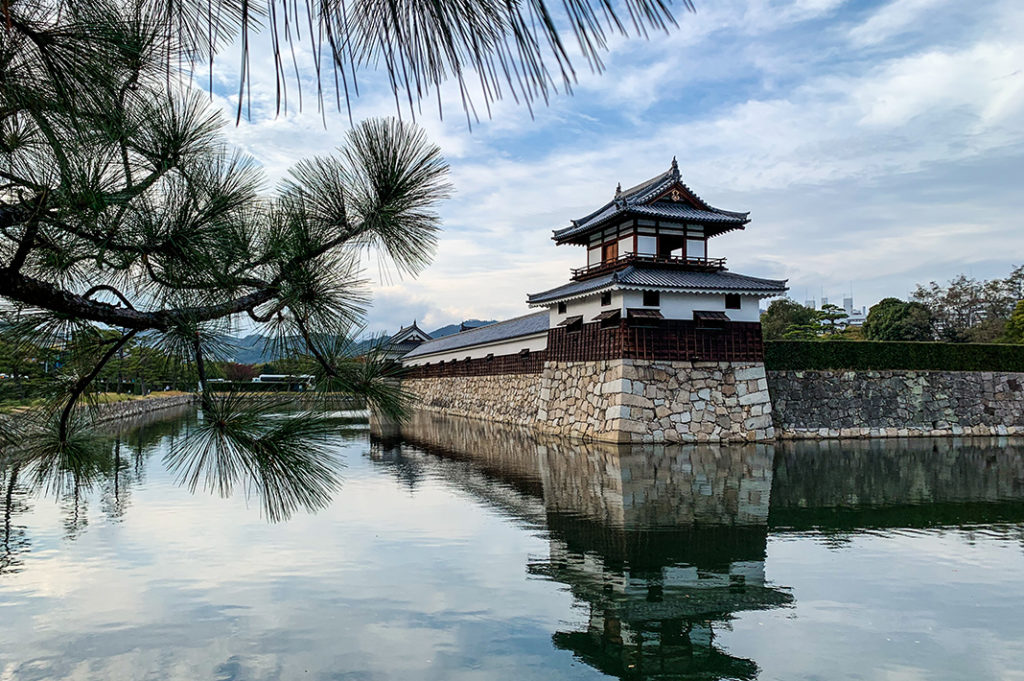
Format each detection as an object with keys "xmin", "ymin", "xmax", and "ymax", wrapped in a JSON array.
[{"xmin": 762, "ymin": 265, "xmax": 1024, "ymax": 343}]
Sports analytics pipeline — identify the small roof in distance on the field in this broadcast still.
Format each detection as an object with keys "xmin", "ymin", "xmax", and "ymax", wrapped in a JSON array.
[
  {"xmin": 389, "ymin": 321, "xmax": 431, "ymax": 344},
  {"xmin": 401, "ymin": 311, "xmax": 549, "ymax": 359},
  {"xmin": 627, "ymin": 308, "xmax": 665, "ymax": 319}
]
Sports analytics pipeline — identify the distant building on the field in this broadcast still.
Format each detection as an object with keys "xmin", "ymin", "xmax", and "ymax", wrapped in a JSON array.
[
  {"xmin": 803, "ymin": 294, "xmax": 867, "ymax": 325},
  {"xmin": 384, "ymin": 321, "xmax": 432, "ymax": 361}
]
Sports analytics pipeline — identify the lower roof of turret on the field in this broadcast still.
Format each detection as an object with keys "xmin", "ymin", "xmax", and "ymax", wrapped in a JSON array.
[{"xmin": 527, "ymin": 265, "xmax": 788, "ymax": 305}]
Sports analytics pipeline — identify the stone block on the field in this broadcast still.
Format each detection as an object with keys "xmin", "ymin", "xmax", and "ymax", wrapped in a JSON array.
[
  {"xmin": 603, "ymin": 378, "xmax": 630, "ymax": 395},
  {"xmin": 734, "ymin": 366, "xmax": 765, "ymax": 382},
  {"xmin": 617, "ymin": 419, "xmax": 648, "ymax": 434},
  {"xmin": 738, "ymin": 390, "xmax": 768, "ymax": 406},
  {"xmin": 620, "ymin": 392, "xmax": 654, "ymax": 408},
  {"xmin": 606, "ymin": 405, "xmax": 630, "ymax": 420}
]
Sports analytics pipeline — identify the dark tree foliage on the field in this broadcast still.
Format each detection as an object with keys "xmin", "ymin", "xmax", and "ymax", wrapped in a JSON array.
[
  {"xmin": 912, "ymin": 266, "xmax": 1024, "ymax": 342},
  {"xmin": 862, "ymin": 298, "xmax": 933, "ymax": 342},
  {"xmin": 765, "ymin": 341, "xmax": 1024, "ymax": 372},
  {"xmin": 760, "ymin": 299, "xmax": 817, "ymax": 341},
  {"xmin": 1006, "ymin": 300, "xmax": 1024, "ymax": 344},
  {"xmin": 221, "ymin": 362, "xmax": 259, "ymax": 382},
  {"xmin": 0, "ymin": 1, "xmax": 450, "ymax": 503}
]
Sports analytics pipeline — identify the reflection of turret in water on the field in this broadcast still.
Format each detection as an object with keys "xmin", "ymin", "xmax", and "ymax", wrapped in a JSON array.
[
  {"xmin": 369, "ymin": 412, "xmax": 794, "ymax": 680},
  {"xmin": 532, "ymin": 521, "xmax": 791, "ymax": 681}
]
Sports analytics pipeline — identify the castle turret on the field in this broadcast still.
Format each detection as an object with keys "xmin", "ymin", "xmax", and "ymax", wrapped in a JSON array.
[
  {"xmin": 528, "ymin": 160, "xmax": 787, "ymax": 334},
  {"xmin": 394, "ymin": 161, "xmax": 788, "ymax": 443}
]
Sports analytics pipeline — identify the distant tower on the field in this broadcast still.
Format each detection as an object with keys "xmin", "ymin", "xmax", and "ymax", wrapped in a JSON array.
[
  {"xmin": 821, "ymin": 296, "xmax": 829, "ymax": 308},
  {"xmin": 843, "ymin": 296, "xmax": 854, "ymax": 315},
  {"xmin": 805, "ymin": 298, "xmax": 816, "ymax": 309}
]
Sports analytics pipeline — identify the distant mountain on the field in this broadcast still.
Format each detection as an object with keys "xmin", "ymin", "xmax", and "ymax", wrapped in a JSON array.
[
  {"xmin": 429, "ymin": 319, "xmax": 497, "ymax": 338},
  {"xmin": 212, "ymin": 319, "xmax": 498, "ymax": 364},
  {"xmin": 221, "ymin": 334, "xmax": 377, "ymax": 364}
]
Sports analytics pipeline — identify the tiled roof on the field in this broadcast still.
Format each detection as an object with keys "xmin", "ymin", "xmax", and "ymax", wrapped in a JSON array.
[
  {"xmin": 401, "ymin": 311, "xmax": 549, "ymax": 359},
  {"xmin": 389, "ymin": 321, "xmax": 430, "ymax": 344},
  {"xmin": 632, "ymin": 202, "xmax": 746, "ymax": 223},
  {"xmin": 527, "ymin": 265, "xmax": 788, "ymax": 304},
  {"xmin": 553, "ymin": 160, "xmax": 749, "ymax": 243}
]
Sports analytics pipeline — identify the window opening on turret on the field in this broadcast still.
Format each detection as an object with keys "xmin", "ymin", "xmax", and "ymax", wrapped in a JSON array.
[
  {"xmin": 593, "ymin": 309, "xmax": 621, "ymax": 329},
  {"xmin": 558, "ymin": 315, "xmax": 584, "ymax": 334},
  {"xmin": 642, "ymin": 291, "xmax": 660, "ymax": 307}
]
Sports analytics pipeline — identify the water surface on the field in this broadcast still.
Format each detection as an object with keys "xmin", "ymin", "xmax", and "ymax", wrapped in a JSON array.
[{"xmin": 2, "ymin": 410, "xmax": 1023, "ymax": 680}]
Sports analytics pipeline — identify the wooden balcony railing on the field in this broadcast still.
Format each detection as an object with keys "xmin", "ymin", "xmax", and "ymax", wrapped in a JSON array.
[{"xmin": 570, "ymin": 253, "xmax": 726, "ymax": 280}]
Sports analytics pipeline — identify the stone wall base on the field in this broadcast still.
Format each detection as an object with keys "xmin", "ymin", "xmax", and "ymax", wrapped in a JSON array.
[
  {"xmin": 93, "ymin": 394, "xmax": 198, "ymax": 424},
  {"xmin": 400, "ymin": 373, "xmax": 543, "ymax": 427},
  {"xmin": 399, "ymin": 360, "xmax": 775, "ymax": 443},
  {"xmin": 777, "ymin": 425, "xmax": 1024, "ymax": 439},
  {"xmin": 768, "ymin": 370, "xmax": 1024, "ymax": 439},
  {"xmin": 537, "ymin": 360, "xmax": 774, "ymax": 444}
]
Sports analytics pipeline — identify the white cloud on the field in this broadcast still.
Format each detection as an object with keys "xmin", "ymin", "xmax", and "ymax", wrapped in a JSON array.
[
  {"xmin": 847, "ymin": 0, "xmax": 953, "ymax": 47},
  {"xmin": 187, "ymin": 0, "xmax": 1024, "ymax": 333}
]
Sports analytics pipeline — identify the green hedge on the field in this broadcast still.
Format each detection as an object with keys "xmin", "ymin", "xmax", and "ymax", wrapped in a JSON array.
[{"xmin": 765, "ymin": 341, "xmax": 1024, "ymax": 372}]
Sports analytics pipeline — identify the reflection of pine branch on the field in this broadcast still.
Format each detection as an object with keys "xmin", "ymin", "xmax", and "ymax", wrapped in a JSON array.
[{"xmin": 165, "ymin": 394, "xmax": 351, "ymax": 522}]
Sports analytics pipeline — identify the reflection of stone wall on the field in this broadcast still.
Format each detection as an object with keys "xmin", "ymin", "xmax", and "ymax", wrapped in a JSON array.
[
  {"xmin": 538, "ymin": 442, "xmax": 773, "ymax": 528},
  {"xmin": 537, "ymin": 360, "xmax": 774, "ymax": 443},
  {"xmin": 771, "ymin": 437, "xmax": 1024, "ymax": 511},
  {"xmin": 401, "ymin": 373, "xmax": 542, "ymax": 426},
  {"xmin": 375, "ymin": 411, "xmax": 773, "ymax": 531},
  {"xmin": 379, "ymin": 410, "xmax": 545, "ymax": 483},
  {"xmin": 770, "ymin": 370, "xmax": 1024, "ymax": 438}
]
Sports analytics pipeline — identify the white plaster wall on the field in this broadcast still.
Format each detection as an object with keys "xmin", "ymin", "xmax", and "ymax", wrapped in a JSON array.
[
  {"xmin": 402, "ymin": 332, "xmax": 549, "ymax": 366},
  {"xmin": 619, "ymin": 290, "xmax": 763, "ymax": 322},
  {"xmin": 547, "ymin": 290, "xmax": 625, "ymax": 326},
  {"xmin": 543, "ymin": 289, "xmax": 764, "ymax": 323}
]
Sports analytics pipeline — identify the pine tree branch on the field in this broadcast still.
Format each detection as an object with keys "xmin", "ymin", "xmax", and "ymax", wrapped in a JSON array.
[
  {"xmin": 59, "ymin": 330, "xmax": 137, "ymax": 443},
  {"xmin": 82, "ymin": 284, "xmax": 136, "ymax": 310}
]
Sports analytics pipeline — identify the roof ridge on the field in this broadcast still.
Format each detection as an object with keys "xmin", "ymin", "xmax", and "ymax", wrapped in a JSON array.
[
  {"xmin": 619, "ymin": 169, "xmax": 671, "ymax": 199},
  {"xmin": 442, "ymin": 310, "xmax": 547, "ymax": 337},
  {"xmin": 401, "ymin": 311, "xmax": 550, "ymax": 359}
]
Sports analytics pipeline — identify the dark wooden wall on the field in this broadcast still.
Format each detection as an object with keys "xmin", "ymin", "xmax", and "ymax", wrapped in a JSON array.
[{"xmin": 402, "ymin": 321, "xmax": 765, "ymax": 378}]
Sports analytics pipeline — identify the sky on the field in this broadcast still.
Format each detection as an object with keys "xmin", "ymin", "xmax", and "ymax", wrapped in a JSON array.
[{"xmin": 198, "ymin": 0, "xmax": 1024, "ymax": 335}]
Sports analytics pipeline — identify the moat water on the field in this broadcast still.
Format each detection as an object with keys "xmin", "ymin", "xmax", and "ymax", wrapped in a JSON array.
[{"xmin": 2, "ymin": 409, "xmax": 1024, "ymax": 680}]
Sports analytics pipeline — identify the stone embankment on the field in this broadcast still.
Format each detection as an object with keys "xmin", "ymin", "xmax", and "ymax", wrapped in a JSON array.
[
  {"xmin": 401, "ymin": 374, "xmax": 541, "ymax": 426},
  {"xmin": 400, "ymin": 359, "xmax": 774, "ymax": 443},
  {"xmin": 398, "ymin": 364, "xmax": 1024, "ymax": 442},
  {"xmin": 93, "ymin": 394, "xmax": 198, "ymax": 424},
  {"xmin": 768, "ymin": 370, "xmax": 1024, "ymax": 438},
  {"xmin": 537, "ymin": 360, "xmax": 773, "ymax": 443}
]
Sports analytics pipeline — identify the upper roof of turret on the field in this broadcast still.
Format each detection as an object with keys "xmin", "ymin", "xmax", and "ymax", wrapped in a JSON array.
[{"xmin": 553, "ymin": 159, "xmax": 749, "ymax": 245}]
